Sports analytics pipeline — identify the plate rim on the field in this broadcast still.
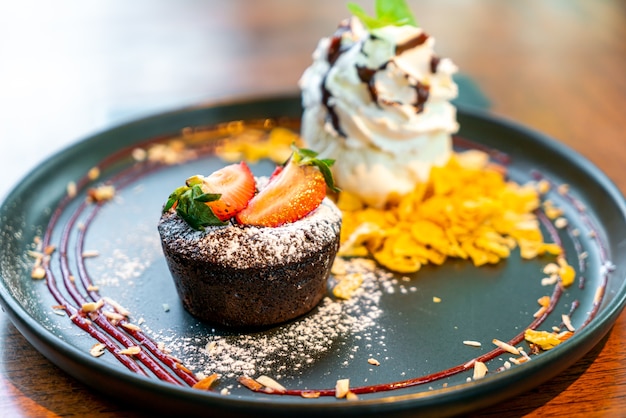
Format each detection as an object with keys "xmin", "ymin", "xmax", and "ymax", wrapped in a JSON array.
[{"xmin": 1, "ymin": 95, "xmax": 626, "ymax": 417}]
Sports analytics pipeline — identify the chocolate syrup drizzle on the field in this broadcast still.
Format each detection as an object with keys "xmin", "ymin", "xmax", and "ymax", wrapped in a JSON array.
[
  {"xmin": 42, "ymin": 143, "xmax": 201, "ymax": 386},
  {"xmin": 36, "ymin": 123, "xmax": 611, "ymax": 399},
  {"xmin": 321, "ymin": 25, "xmax": 436, "ymax": 136}
]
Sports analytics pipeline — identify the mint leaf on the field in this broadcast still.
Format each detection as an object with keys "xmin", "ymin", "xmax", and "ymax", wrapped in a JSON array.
[
  {"xmin": 163, "ymin": 183, "xmax": 227, "ymax": 230},
  {"xmin": 163, "ymin": 185, "xmax": 188, "ymax": 212},
  {"xmin": 376, "ymin": 0, "xmax": 417, "ymax": 26},
  {"xmin": 194, "ymin": 192, "xmax": 221, "ymax": 203},
  {"xmin": 347, "ymin": 3, "xmax": 382, "ymax": 29},
  {"xmin": 348, "ymin": 0, "xmax": 417, "ymax": 30},
  {"xmin": 311, "ymin": 159, "xmax": 340, "ymax": 193},
  {"xmin": 290, "ymin": 144, "xmax": 340, "ymax": 193}
]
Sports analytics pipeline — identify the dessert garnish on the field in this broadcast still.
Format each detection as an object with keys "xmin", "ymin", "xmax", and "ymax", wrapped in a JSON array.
[
  {"xmin": 299, "ymin": 0, "xmax": 459, "ymax": 208},
  {"xmin": 236, "ymin": 145, "xmax": 339, "ymax": 227},
  {"xmin": 163, "ymin": 161, "xmax": 255, "ymax": 230},
  {"xmin": 163, "ymin": 145, "xmax": 338, "ymax": 230},
  {"xmin": 337, "ymin": 152, "xmax": 570, "ymax": 275},
  {"xmin": 158, "ymin": 143, "xmax": 342, "ymax": 327},
  {"xmin": 347, "ymin": 0, "xmax": 416, "ymax": 29}
]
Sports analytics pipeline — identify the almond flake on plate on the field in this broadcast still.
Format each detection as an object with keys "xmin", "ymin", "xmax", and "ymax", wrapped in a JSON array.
[
  {"xmin": 492, "ymin": 338, "xmax": 520, "ymax": 355},
  {"xmin": 255, "ymin": 375, "xmax": 286, "ymax": 392},
  {"xmin": 31, "ymin": 266, "xmax": 46, "ymax": 280},
  {"xmin": 121, "ymin": 322, "xmax": 141, "ymax": 332},
  {"xmin": 473, "ymin": 361, "xmax": 488, "ymax": 380},
  {"xmin": 335, "ymin": 378, "xmax": 350, "ymax": 399},
  {"xmin": 81, "ymin": 250, "xmax": 100, "ymax": 258},
  {"xmin": 81, "ymin": 299, "xmax": 104, "ymax": 313},
  {"xmin": 118, "ymin": 346, "xmax": 141, "ymax": 356},
  {"xmin": 90, "ymin": 343, "xmax": 106, "ymax": 357},
  {"xmin": 102, "ymin": 297, "xmax": 131, "ymax": 316},
  {"xmin": 562, "ymin": 314, "xmax": 576, "ymax": 332}
]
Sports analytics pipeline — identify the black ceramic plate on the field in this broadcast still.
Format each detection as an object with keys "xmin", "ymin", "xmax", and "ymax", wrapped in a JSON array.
[{"xmin": 1, "ymin": 96, "xmax": 625, "ymax": 417}]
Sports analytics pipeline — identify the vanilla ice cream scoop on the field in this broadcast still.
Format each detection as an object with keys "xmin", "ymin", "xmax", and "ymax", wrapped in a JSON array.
[{"xmin": 299, "ymin": 16, "xmax": 459, "ymax": 207}]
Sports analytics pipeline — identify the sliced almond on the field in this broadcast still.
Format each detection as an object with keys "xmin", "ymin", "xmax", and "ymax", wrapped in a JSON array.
[
  {"xmin": 82, "ymin": 250, "xmax": 100, "ymax": 258},
  {"xmin": 103, "ymin": 311, "xmax": 125, "ymax": 322},
  {"xmin": 67, "ymin": 181, "xmax": 77, "ymax": 198},
  {"xmin": 256, "ymin": 375, "xmax": 286, "ymax": 392},
  {"xmin": 102, "ymin": 297, "xmax": 131, "ymax": 317},
  {"xmin": 121, "ymin": 322, "xmax": 141, "ymax": 332},
  {"xmin": 90, "ymin": 343, "xmax": 106, "ymax": 357},
  {"xmin": 27, "ymin": 250, "xmax": 44, "ymax": 259},
  {"xmin": 533, "ymin": 305, "xmax": 548, "ymax": 318},
  {"xmin": 367, "ymin": 358, "xmax": 381, "ymax": 366},
  {"xmin": 346, "ymin": 391, "xmax": 359, "ymax": 401},
  {"xmin": 562, "ymin": 314, "xmax": 576, "ymax": 332},
  {"xmin": 81, "ymin": 299, "xmax": 104, "ymax": 313},
  {"xmin": 88, "ymin": 167, "xmax": 101, "ymax": 180},
  {"xmin": 31, "ymin": 266, "xmax": 46, "ymax": 280},
  {"xmin": 492, "ymin": 338, "xmax": 520, "ymax": 355},
  {"xmin": 335, "ymin": 378, "xmax": 350, "ymax": 399},
  {"xmin": 473, "ymin": 361, "xmax": 488, "ymax": 380},
  {"xmin": 118, "ymin": 346, "xmax": 141, "ymax": 356},
  {"xmin": 132, "ymin": 148, "xmax": 148, "ymax": 162},
  {"xmin": 87, "ymin": 184, "xmax": 116, "ymax": 203}
]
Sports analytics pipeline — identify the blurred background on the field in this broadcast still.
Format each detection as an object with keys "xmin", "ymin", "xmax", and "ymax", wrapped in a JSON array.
[{"xmin": 1, "ymin": 0, "xmax": 624, "ymax": 197}]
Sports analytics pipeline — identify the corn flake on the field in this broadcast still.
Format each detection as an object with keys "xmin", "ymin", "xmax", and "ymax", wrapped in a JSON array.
[
  {"xmin": 524, "ymin": 329, "xmax": 562, "ymax": 350},
  {"xmin": 339, "ymin": 153, "xmax": 560, "ymax": 274}
]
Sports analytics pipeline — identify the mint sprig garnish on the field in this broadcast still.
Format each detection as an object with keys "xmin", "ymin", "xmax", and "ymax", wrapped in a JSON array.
[
  {"xmin": 348, "ymin": 0, "xmax": 417, "ymax": 30},
  {"xmin": 163, "ymin": 176, "xmax": 227, "ymax": 231},
  {"xmin": 291, "ymin": 144, "xmax": 340, "ymax": 193}
]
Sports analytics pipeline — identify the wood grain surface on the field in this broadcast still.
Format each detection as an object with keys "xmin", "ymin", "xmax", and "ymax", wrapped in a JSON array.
[{"xmin": 1, "ymin": 1, "xmax": 625, "ymax": 417}]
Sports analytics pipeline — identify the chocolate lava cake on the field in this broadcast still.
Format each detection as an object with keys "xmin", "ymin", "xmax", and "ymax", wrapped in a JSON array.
[{"xmin": 158, "ymin": 199, "xmax": 341, "ymax": 327}]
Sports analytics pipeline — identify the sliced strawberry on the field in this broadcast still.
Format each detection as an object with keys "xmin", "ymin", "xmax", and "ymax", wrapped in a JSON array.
[
  {"xmin": 235, "ymin": 147, "xmax": 338, "ymax": 227},
  {"xmin": 193, "ymin": 161, "xmax": 256, "ymax": 221},
  {"xmin": 269, "ymin": 165, "xmax": 283, "ymax": 181}
]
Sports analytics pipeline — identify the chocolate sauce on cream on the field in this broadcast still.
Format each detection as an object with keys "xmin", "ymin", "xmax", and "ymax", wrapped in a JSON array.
[
  {"xmin": 356, "ymin": 65, "xmax": 379, "ymax": 102},
  {"xmin": 326, "ymin": 22, "xmax": 351, "ymax": 65},
  {"xmin": 320, "ymin": 26, "xmax": 437, "ymax": 135},
  {"xmin": 321, "ymin": 81, "xmax": 345, "ymax": 137},
  {"xmin": 430, "ymin": 55, "xmax": 441, "ymax": 73},
  {"xmin": 413, "ymin": 81, "xmax": 430, "ymax": 113},
  {"xmin": 395, "ymin": 32, "xmax": 429, "ymax": 55}
]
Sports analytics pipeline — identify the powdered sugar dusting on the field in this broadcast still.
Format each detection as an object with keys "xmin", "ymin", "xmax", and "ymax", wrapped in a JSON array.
[
  {"xmin": 144, "ymin": 258, "xmax": 393, "ymax": 382},
  {"xmin": 158, "ymin": 198, "xmax": 341, "ymax": 269}
]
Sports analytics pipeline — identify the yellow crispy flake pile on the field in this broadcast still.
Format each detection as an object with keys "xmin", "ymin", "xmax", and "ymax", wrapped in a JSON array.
[{"xmin": 338, "ymin": 151, "xmax": 565, "ymax": 274}]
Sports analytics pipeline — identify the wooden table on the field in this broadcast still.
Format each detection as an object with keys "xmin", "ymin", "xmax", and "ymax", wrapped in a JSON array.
[{"xmin": 1, "ymin": 1, "xmax": 625, "ymax": 416}]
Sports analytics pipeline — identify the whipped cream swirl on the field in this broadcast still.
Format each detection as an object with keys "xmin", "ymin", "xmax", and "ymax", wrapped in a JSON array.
[{"xmin": 299, "ymin": 17, "xmax": 459, "ymax": 207}]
